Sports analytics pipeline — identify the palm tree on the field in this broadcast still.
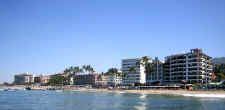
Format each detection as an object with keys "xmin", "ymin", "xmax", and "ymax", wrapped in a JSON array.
[
  {"xmin": 89, "ymin": 65, "xmax": 95, "ymax": 74},
  {"xmin": 137, "ymin": 56, "xmax": 153, "ymax": 80},
  {"xmin": 145, "ymin": 62, "xmax": 153, "ymax": 77},
  {"xmin": 73, "ymin": 66, "xmax": 80, "ymax": 74},
  {"xmin": 64, "ymin": 66, "xmax": 74, "ymax": 77},
  {"xmin": 78, "ymin": 67, "xmax": 84, "ymax": 74},
  {"xmin": 129, "ymin": 66, "xmax": 136, "ymax": 73},
  {"xmin": 97, "ymin": 75, "xmax": 102, "ymax": 81},
  {"xmin": 136, "ymin": 56, "xmax": 154, "ymax": 84},
  {"xmin": 126, "ymin": 66, "xmax": 136, "ymax": 83},
  {"xmin": 64, "ymin": 66, "xmax": 84, "ymax": 77},
  {"xmin": 82, "ymin": 65, "xmax": 88, "ymax": 74},
  {"xmin": 106, "ymin": 68, "xmax": 118, "ymax": 75},
  {"xmin": 120, "ymin": 72, "xmax": 128, "ymax": 86},
  {"xmin": 121, "ymin": 72, "xmax": 128, "ymax": 79},
  {"xmin": 82, "ymin": 65, "xmax": 95, "ymax": 74},
  {"xmin": 64, "ymin": 66, "xmax": 81, "ymax": 85},
  {"xmin": 64, "ymin": 68, "xmax": 71, "ymax": 77}
]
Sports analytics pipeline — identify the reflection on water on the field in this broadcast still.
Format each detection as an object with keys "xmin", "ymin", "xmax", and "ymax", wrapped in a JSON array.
[
  {"xmin": 139, "ymin": 93, "xmax": 148, "ymax": 99},
  {"xmin": 0, "ymin": 91, "xmax": 225, "ymax": 110},
  {"xmin": 134, "ymin": 93, "xmax": 147, "ymax": 110}
]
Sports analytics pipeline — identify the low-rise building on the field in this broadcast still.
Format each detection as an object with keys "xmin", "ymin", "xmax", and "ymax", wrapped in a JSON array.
[
  {"xmin": 40, "ymin": 75, "xmax": 50, "ymax": 84},
  {"xmin": 14, "ymin": 72, "xmax": 33, "ymax": 85},
  {"xmin": 95, "ymin": 74, "xmax": 109, "ymax": 86},
  {"xmin": 72, "ymin": 74, "xmax": 100, "ymax": 86},
  {"xmin": 51, "ymin": 72, "xmax": 66, "ymax": 77},
  {"xmin": 33, "ymin": 75, "xmax": 41, "ymax": 83},
  {"xmin": 106, "ymin": 74, "xmax": 123, "ymax": 86}
]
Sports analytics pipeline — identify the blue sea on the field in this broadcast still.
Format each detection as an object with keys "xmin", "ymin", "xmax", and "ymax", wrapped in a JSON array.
[{"xmin": 0, "ymin": 90, "xmax": 224, "ymax": 110}]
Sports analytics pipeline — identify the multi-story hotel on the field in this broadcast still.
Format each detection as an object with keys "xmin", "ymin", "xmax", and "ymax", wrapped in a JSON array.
[
  {"xmin": 122, "ymin": 58, "xmax": 146, "ymax": 85},
  {"xmin": 72, "ymin": 74, "xmax": 100, "ymax": 86},
  {"xmin": 146, "ymin": 57, "xmax": 164, "ymax": 84},
  {"xmin": 163, "ymin": 48, "xmax": 213, "ymax": 84}
]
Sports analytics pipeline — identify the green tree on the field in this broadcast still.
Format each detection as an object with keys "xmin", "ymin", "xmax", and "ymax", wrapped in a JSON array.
[
  {"xmin": 217, "ymin": 73, "xmax": 225, "ymax": 80},
  {"xmin": 64, "ymin": 66, "xmax": 84, "ymax": 77},
  {"xmin": 213, "ymin": 64, "xmax": 225, "ymax": 81},
  {"xmin": 3, "ymin": 82, "xmax": 10, "ymax": 86},
  {"xmin": 106, "ymin": 68, "xmax": 119, "ymax": 75},
  {"xmin": 82, "ymin": 65, "xmax": 94, "ymax": 74},
  {"xmin": 137, "ymin": 56, "xmax": 153, "ymax": 77},
  {"xmin": 97, "ymin": 75, "xmax": 102, "ymax": 81},
  {"xmin": 63, "ymin": 66, "xmax": 84, "ymax": 85},
  {"xmin": 121, "ymin": 72, "xmax": 128, "ymax": 79},
  {"xmin": 48, "ymin": 75, "xmax": 67, "ymax": 86},
  {"xmin": 129, "ymin": 66, "xmax": 136, "ymax": 73}
]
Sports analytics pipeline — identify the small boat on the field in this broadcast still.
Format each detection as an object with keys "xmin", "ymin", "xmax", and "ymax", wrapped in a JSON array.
[{"xmin": 25, "ymin": 87, "xmax": 31, "ymax": 90}]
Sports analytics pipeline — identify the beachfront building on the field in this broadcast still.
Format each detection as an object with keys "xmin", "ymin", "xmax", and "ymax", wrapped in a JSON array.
[
  {"xmin": 14, "ymin": 72, "xmax": 33, "ymax": 85},
  {"xmin": 40, "ymin": 75, "xmax": 51, "ymax": 84},
  {"xmin": 94, "ymin": 73, "xmax": 123, "ymax": 87},
  {"xmin": 163, "ymin": 48, "xmax": 213, "ymax": 84},
  {"xmin": 122, "ymin": 58, "xmax": 146, "ymax": 85},
  {"xmin": 106, "ymin": 74, "xmax": 123, "ymax": 86},
  {"xmin": 146, "ymin": 57, "xmax": 164, "ymax": 84},
  {"xmin": 33, "ymin": 75, "xmax": 41, "ymax": 83},
  {"xmin": 51, "ymin": 72, "xmax": 67, "ymax": 77},
  {"xmin": 95, "ymin": 74, "xmax": 109, "ymax": 86},
  {"xmin": 72, "ymin": 74, "xmax": 100, "ymax": 86}
]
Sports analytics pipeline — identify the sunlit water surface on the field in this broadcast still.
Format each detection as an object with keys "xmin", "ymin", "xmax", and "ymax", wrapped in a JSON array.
[{"xmin": 0, "ymin": 90, "xmax": 224, "ymax": 110}]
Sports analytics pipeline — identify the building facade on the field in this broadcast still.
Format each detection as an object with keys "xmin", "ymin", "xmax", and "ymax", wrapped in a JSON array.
[
  {"xmin": 51, "ymin": 72, "xmax": 67, "ymax": 77},
  {"xmin": 14, "ymin": 73, "xmax": 33, "ymax": 85},
  {"xmin": 95, "ymin": 74, "xmax": 109, "ymax": 86},
  {"xmin": 106, "ymin": 74, "xmax": 123, "ymax": 86},
  {"xmin": 163, "ymin": 48, "xmax": 213, "ymax": 84},
  {"xmin": 122, "ymin": 58, "xmax": 146, "ymax": 85},
  {"xmin": 33, "ymin": 75, "xmax": 41, "ymax": 83},
  {"xmin": 14, "ymin": 73, "xmax": 51, "ymax": 85},
  {"xmin": 72, "ymin": 74, "xmax": 100, "ymax": 86},
  {"xmin": 40, "ymin": 75, "xmax": 50, "ymax": 84},
  {"xmin": 146, "ymin": 57, "xmax": 164, "ymax": 84}
]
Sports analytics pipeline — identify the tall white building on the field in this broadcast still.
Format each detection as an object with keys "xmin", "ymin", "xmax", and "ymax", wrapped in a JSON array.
[{"xmin": 122, "ymin": 58, "xmax": 146, "ymax": 85}]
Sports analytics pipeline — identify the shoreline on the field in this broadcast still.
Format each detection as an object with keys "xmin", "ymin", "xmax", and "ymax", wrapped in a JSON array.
[
  {"xmin": 65, "ymin": 88, "xmax": 225, "ymax": 98},
  {"xmin": 1, "ymin": 85, "xmax": 225, "ymax": 98}
]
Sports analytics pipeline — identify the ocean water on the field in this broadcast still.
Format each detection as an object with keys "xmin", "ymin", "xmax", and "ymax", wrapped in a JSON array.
[{"xmin": 0, "ymin": 90, "xmax": 224, "ymax": 110}]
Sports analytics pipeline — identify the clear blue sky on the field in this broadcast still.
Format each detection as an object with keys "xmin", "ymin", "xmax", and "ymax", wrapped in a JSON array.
[{"xmin": 0, "ymin": 0, "xmax": 225, "ymax": 83}]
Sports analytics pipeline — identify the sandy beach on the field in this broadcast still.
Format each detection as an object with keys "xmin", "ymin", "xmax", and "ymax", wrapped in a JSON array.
[
  {"xmin": 65, "ymin": 87, "xmax": 225, "ymax": 98},
  {"xmin": 1, "ymin": 85, "xmax": 225, "ymax": 98}
]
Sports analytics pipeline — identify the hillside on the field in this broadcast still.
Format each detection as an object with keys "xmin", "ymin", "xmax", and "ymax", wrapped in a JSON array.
[{"xmin": 213, "ymin": 57, "xmax": 225, "ymax": 64}]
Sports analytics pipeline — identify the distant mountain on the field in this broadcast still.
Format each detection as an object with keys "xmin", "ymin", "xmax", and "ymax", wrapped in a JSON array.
[{"xmin": 212, "ymin": 57, "xmax": 225, "ymax": 65}]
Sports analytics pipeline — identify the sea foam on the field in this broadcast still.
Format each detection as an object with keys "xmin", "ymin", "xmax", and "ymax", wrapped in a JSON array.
[{"xmin": 181, "ymin": 94, "xmax": 225, "ymax": 98}]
